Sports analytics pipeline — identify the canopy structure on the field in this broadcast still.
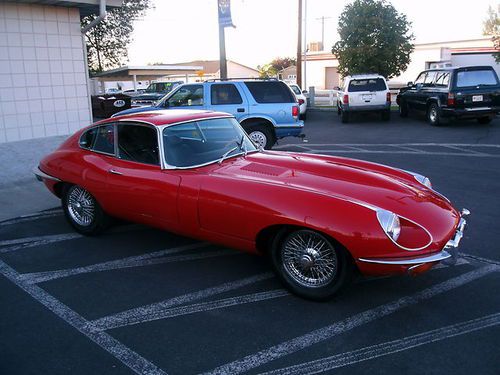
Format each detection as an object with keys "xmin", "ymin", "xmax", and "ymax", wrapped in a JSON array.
[{"xmin": 92, "ymin": 65, "xmax": 204, "ymax": 91}]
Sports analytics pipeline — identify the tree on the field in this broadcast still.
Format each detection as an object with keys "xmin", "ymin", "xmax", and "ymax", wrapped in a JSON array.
[
  {"xmin": 258, "ymin": 57, "xmax": 296, "ymax": 78},
  {"xmin": 483, "ymin": 5, "xmax": 500, "ymax": 63},
  {"xmin": 82, "ymin": 0, "xmax": 152, "ymax": 74},
  {"xmin": 331, "ymin": 0, "xmax": 414, "ymax": 78}
]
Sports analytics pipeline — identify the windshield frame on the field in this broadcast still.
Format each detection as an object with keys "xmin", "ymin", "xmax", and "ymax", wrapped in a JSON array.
[{"xmin": 158, "ymin": 116, "xmax": 259, "ymax": 170}]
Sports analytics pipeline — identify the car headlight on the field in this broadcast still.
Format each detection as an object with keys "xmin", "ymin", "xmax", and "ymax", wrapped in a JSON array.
[{"xmin": 376, "ymin": 209, "xmax": 401, "ymax": 241}]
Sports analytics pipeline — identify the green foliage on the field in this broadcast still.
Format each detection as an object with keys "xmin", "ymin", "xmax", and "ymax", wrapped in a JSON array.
[
  {"xmin": 331, "ymin": 0, "xmax": 414, "ymax": 78},
  {"xmin": 483, "ymin": 5, "xmax": 500, "ymax": 63},
  {"xmin": 258, "ymin": 57, "xmax": 296, "ymax": 78},
  {"xmin": 82, "ymin": 0, "xmax": 152, "ymax": 74}
]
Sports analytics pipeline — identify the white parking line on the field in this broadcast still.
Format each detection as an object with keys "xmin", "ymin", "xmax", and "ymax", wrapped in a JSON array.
[
  {"xmin": 203, "ymin": 265, "xmax": 499, "ymax": 375},
  {"xmin": 89, "ymin": 273, "xmax": 280, "ymax": 331},
  {"xmin": 0, "ymin": 233, "xmax": 82, "ymax": 254},
  {"xmin": 19, "ymin": 243, "xmax": 236, "ymax": 284},
  {"xmin": 308, "ymin": 150, "xmax": 500, "ymax": 157},
  {"xmin": 259, "ymin": 312, "xmax": 500, "ymax": 375},
  {"xmin": 0, "ymin": 259, "xmax": 166, "ymax": 375}
]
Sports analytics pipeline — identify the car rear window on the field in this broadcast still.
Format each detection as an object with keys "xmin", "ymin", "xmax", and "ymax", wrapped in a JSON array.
[
  {"xmin": 455, "ymin": 69, "xmax": 499, "ymax": 88},
  {"xmin": 348, "ymin": 78, "xmax": 387, "ymax": 92},
  {"xmin": 244, "ymin": 81, "xmax": 295, "ymax": 103}
]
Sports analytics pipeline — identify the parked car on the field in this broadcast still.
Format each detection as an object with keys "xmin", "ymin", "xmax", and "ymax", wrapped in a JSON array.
[
  {"xmin": 131, "ymin": 81, "xmax": 184, "ymax": 108},
  {"xmin": 337, "ymin": 74, "xmax": 391, "ymax": 123},
  {"xmin": 397, "ymin": 66, "xmax": 500, "ymax": 125},
  {"xmin": 113, "ymin": 79, "xmax": 304, "ymax": 149},
  {"xmin": 289, "ymin": 83, "xmax": 308, "ymax": 120},
  {"xmin": 105, "ymin": 88, "xmax": 122, "ymax": 94},
  {"xmin": 34, "ymin": 109, "xmax": 468, "ymax": 300}
]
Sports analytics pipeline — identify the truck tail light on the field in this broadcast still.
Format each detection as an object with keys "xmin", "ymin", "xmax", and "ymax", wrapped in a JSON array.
[
  {"xmin": 386, "ymin": 92, "xmax": 391, "ymax": 103},
  {"xmin": 343, "ymin": 94, "xmax": 349, "ymax": 104},
  {"xmin": 292, "ymin": 105, "xmax": 299, "ymax": 117},
  {"xmin": 447, "ymin": 93, "xmax": 455, "ymax": 107},
  {"xmin": 298, "ymin": 98, "xmax": 305, "ymax": 105}
]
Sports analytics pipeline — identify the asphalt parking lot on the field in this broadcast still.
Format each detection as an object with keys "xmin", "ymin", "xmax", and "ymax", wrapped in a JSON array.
[{"xmin": 1, "ymin": 110, "xmax": 499, "ymax": 375}]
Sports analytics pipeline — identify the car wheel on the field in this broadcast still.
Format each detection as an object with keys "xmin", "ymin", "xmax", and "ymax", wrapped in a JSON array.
[
  {"xmin": 399, "ymin": 101, "xmax": 408, "ymax": 117},
  {"xmin": 381, "ymin": 110, "xmax": 391, "ymax": 121},
  {"xmin": 427, "ymin": 103, "xmax": 442, "ymax": 126},
  {"xmin": 271, "ymin": 229, "xmax": 350, "ymax": 300},
  {"xmin": 477, "ymin": 116, "xmax": 492, "ymax": 124},
  {"xmin": 62, "ymin": 185, "xmax": 109, "ymax": 235},
  {"xmin": 300, "ymin": 112, "xmax": 307, "ymax": 121},
  {"xmin": 341, "ymin": 110, "xmax": 350, "ymax": 123},
  {"xmin": 248, "ymin": 125, "xmax": 274, "ymax": 150}
]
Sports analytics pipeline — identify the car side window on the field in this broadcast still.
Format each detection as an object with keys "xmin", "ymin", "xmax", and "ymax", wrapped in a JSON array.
[
  {"xmin": 434, "ymin": 72, "xmax": 450, "ymax": 88},
  {"xmin": 80, "ymin": 124, "xmax": 115, "ymax": 155},
  {"xmin": 211, "ymin": 84, "xmax": 243, "ymax": 105},
  {"xmin": 166, "ymin": 85, "xmax": 204, "ymax": 107},
  {"xmin": 414, "ymin": 72, "xmax": 426, "ymax": 85},
  {"xmin": 117, "ymin": 124, "xmax": 159, "ymax": 165},
  {"xmin": 423, "ymin": 71, "xmax": 437, "ymax": 86},
  {"xmin": 244, "ymin": 81, "xmax": 295, "ymax": 103}
]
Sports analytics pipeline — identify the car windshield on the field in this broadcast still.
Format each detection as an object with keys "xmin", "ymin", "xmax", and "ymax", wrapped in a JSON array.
[
  {"xmin": 162, "ymin": 117, "xmax": 258, "ymax": 168},
  {"xmin": 455, "ymin": 69, "xmax": 499, "ymax": 88},
  {"xmin": 348, "ymin": 78, "xmax": 387, "ymax": 92},
  {"xmin": 145, "ymin": 82, "xmax": 177, "ymax": 93}
]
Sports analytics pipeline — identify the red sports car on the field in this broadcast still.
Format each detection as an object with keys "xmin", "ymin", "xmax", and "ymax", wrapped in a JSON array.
[{"xmin": 34, "ymin": 110, "xmax": 468, "ymax": 300}]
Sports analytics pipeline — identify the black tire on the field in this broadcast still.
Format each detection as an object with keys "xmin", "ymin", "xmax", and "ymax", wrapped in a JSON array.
[
  {"xmin": 271, "ymin": 229, "xmax": 351, "ymax": 301},
  {"xmin": 381, "ymin": 110, "xmax": 391, "ymax": 121},
  {"xmin": 399, "ymin": 101, "xmax": 409, "ymax": 117},
  {"xmin": 299, "ymin": 112, "xmax": 307, "ymax": 121},
  {"xmin": 477, "ymin": 116, "xmax": 492, "ymax": 124},
  {"xmin": 427, "ymin": 102, "xmax": 442, "ymax": 126},
  {"xmin": 337, "ymin": 105, "xmax": 341, "ymax": 116},
  {"xmin": 62, "ymin": 184, "xmax": 109, "ymax": 235},
  {"xmin": 341, "ymin": 110, "xmax": 350, "ymax": 123},
  {"xmin": 247, "ymin": 125, "xmax": 275, "ymax": 150}
]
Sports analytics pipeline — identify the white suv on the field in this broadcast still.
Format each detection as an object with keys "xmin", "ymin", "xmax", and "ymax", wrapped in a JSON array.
[{"xmin": 337, "ymin": 74, "xmax": 391, "ymax": 123}]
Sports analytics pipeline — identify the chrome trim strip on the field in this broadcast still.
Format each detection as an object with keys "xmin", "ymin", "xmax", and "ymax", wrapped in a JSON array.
[
  {"xmin": 33, "ymin": 166, "xmax": 61, "ymax": 182},
  {"xmin": 358, "ymin": 250, "xmax": 452, "ymax": 265}
]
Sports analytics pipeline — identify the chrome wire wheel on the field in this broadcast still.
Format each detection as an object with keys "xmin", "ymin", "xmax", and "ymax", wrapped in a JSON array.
[
  {"xmin": 281, "ymin": 230, "xmax": 338, "ymax": 288},
  {"xmin": 67, "ymin": 186, "xmax": 95, "ymax": 227},
  {"xmin": 249, "ymin": 130, "xmax": 267, "ymax": 149}
]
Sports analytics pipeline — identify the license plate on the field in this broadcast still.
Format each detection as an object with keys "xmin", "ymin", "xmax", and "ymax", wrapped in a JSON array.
[
  {"xmin": 472, "ymin": 95, "xmax": 483, "ymax": 102},
  {"xmin": 362, "ymin": 94, "xmax": 372, "ymax": 101}
]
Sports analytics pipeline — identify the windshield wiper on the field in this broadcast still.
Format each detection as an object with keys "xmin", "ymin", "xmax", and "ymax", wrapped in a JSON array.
[
  {"xmin": 218, "ymin": 146, "xmax": 238, "ymax": 165},
  {"xmin": 237, "ymin": 134, "xmax": 248, "ymax": 156}
]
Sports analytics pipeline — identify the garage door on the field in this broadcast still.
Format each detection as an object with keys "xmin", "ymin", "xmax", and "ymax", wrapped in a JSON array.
[{"xmin": 325, "ymin": 67, "xmax": 340, "ymax": 89}]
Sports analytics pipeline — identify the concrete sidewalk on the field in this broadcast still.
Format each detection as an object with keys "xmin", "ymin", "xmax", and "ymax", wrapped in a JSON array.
[{"xmin": 0, "ymin": 135, "xmax": 65, "ymax": 221}]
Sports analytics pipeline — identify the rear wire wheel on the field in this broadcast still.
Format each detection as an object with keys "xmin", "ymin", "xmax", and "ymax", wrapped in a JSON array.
[{"xmin": 271, "ymin": 229, "xmax": 350, "ymax": 300}]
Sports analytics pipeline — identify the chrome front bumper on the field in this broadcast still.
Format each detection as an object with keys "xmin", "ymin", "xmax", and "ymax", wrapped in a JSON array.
[{"xmin": 358, "ymin": 208, "xmax": 469, "ymax": 267}]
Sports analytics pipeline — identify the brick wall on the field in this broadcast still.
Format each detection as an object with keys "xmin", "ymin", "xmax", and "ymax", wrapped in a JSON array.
[{"xmin": 0, "ymin": 2, "xmax": 92, "ymax": 143}]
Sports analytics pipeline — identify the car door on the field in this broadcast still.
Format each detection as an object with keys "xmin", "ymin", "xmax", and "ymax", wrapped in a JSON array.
[
  {"xmin": 405, "ymin": 72, "xmax": 426, "ymax": 110},
  {"xmin": 208, "ymin": 83, "xmax": 248, "ymax": 120},
  {"xmin": 105, "ymin": 122, "xmax": 181, "ymax": 228},
  {"xmin": 416, "ymin": 71, "xmax": 437, "ymax": 111},
  {"xmin": 163, "ymin": 84, "xmax": 206, "ymax": 111}
]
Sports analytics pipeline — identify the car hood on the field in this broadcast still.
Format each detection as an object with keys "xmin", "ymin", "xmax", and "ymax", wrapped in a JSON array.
[{"xmin": 215, "ymin": 151, "xmax": 459, "ymax": 224}]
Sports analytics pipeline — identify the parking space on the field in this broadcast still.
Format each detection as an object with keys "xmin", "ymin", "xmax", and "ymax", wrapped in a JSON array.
[{"xmin": 1, "ymin": 111, "xmax": 500, "ymax": 375}]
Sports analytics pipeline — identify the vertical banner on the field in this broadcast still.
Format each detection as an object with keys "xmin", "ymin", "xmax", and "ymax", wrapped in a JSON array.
[{"xmin": 218, "ymin": 0, "xmax": 234, "ymax": 28}]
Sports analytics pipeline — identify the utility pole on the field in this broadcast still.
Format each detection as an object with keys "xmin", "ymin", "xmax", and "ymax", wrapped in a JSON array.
[
  {"xmin": 218, "ymin": 24, "xmax": 228, "ymax": 80},
  {"xmin": 296, "ymin": 0, "xmax": 302, "ymax": 87},
  {"xmin": 303, "ymin": 0, "xmax": 307, "ymax": 90},
  {"xmin": 316, "ymin": 16, "xmax": 332, "ymax": 51}
]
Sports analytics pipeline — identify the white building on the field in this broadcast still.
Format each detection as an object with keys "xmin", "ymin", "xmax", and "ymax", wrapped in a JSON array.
[
  {"xmin": 303, "ymin": 37, "xmax": 500, "ymax": 89},
  {"xmin": 0, "ymin": 0, "xmax": 122, "ymax": 143}
]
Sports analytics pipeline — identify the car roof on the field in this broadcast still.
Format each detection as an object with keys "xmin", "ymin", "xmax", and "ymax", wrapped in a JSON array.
[
  {"xmin": 346, "ymin": 74, "xmax": 386, "ymax": 80},
  {"xmin": 97, "ymin": 110, "xmax": 232, "ymax": 127}
]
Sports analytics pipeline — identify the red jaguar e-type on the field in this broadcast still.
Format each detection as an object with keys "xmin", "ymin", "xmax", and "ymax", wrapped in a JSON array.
[{"xmin": 34, "ymin": 110, "xmax": 468, "ymax": 300}]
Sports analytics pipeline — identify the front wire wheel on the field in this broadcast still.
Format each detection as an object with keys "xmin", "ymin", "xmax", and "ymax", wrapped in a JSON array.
[{"xmin": 272, "ymin": 229, "xmax": 350, "ymax": 300}]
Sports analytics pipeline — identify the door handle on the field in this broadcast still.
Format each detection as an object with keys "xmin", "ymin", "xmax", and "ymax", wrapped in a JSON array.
[
  {"xmin": 108, "ymin": 169, "xmax": 123, "ymax": 175},
  {"xmin": 237, "ymin": 108, "xmax": 245, "ymax": 112}
]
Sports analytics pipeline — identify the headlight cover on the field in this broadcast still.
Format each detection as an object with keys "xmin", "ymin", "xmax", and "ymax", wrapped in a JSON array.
[{"xmin": 376, "ymin": 209, "xmax": 401, "ymax": 241}]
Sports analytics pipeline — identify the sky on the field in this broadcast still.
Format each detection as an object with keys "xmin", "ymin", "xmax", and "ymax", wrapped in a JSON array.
[{"xmin": 127, "ymin": 0, "xmax": 496, "ymax": 69}]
